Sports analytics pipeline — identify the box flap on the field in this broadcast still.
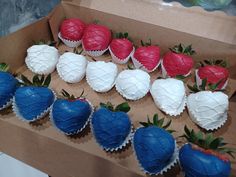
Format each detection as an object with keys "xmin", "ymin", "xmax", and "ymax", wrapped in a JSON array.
[{"xmin": 61, "ymin": 0, "xmax": 236, "ymax": 46}]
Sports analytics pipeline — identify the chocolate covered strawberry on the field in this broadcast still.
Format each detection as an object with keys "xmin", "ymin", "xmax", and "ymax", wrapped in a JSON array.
[
  {"xmin": 133, "ymin": 114, "xmax": 178, "ymax": 175},
  {"xmin": 109, "ymin": 32, "xmax": 134, "ymax": 64},
  {"xmin": 196, "ymin": 60, "xmax": 229, "ymax": 90},
  {"xmin": 132, "ymin": 39, "xmax": 161, "ymax": 72},
  {"xmin": 59, "ymin": 18, "xmax": 86, "ymax": 47},
  {"xmin": 51, "ymin": 89, "xmax": 93, "ymax": 135},
  {"xmin": 187, "ymin": 78, "xmax": 229, "ymax": 130},
  {"xmin": 179, "ymin": 126, "xmax": 234, "ymax": 177},
  {"xmin": 13, "ymin": 74, "xmax": 55, "ymax": 122},
  {"xmin": 162, "ymin": 43, "xmax": 195, "ymax": 77},
  {"xmin": 82, "ymin": 23, "xmax": 111, "ymax": 57},
  {"xmin": 0, "ymin": 63, "xmax": 18, "ymax": 110}
]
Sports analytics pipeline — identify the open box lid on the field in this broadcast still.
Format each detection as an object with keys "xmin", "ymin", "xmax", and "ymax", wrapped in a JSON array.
[{"xmin": 61, "ymin": 0, "xmax": 236, "ymax": 46}]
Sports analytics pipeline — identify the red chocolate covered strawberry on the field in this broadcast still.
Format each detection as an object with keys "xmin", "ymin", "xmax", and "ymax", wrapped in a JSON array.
[
  {"xmin": 109, "ymin": 32, "xmax": 134, "ymax": 64},
  {"xmin": 59, "ymin": 18, "xmax": 86, "ymax": 47},
  {"xmin": 82, "ymin": 24, "xmax": 111, "ymax": 57},
  {"xmin": 162, "ymin": 43, "xmax": 195, "ymax": 77},
  {"xmin": 196, "ymin": 60, "xmax": 229, "ymax": 90},
  {"xmin": 132, "ymin": 39, "xmax": 161, "ymax": 73}
]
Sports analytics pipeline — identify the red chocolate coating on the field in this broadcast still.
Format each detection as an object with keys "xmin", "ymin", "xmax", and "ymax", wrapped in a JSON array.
[
  {"xmin": 198, "ymin": 65, "xmax": 229, "ymax": 89},
  {"xmin": 163, "ymin": 51, "xmax": 194, "ymax": 77},
  {"xmin": 82, "ymin": 24, "xmax": 111, "ymax": 51},
  {"xmin": 60, "ymin": 18, "xmax": 86, "ymax": 41},
  {"xmin": 110, "ymin": 38, "xmax": 133, "ymax": 59},
  {"xmin": 133, "ymin": 46, "xmax": 160, "ymax": 71}
]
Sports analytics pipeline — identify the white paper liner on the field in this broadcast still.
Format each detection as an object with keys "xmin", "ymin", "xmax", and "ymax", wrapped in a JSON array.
[
  {"xmin": 161, "ymin": 59, "xmax": 192, "ymax": 78},
  {"xmin": 109, "ymin": 46, "xmax": 135, "ymax": 64},
  {"xmin": 0, "ymin": 98, "xmax": 13, "ymax": 110},
  {"xmin": 90, "ymin": 115, "xmax": 133, "ymax": 152},
  {"xmin": 131, "ymin": 54, "xmax": 161, "ymax": 73},
  {"xmin": 195, "ymin": 69, "xmax": 228, "ymax": 90},
  {"xmin": 50, "ymin": 99, "xmax": 94, "ymax": 136},
  {"xmin": 82, "ymin": 42, "xmax": 108, "ymax": 57},
  {"xmin": 132, "ymin": 132, "xmax": 179, "ymax": 176},
  {"xmin": 12, "ymin": 89, "xmax": 57, "ymax": 123},
  {"xmin": 187, "ymin": 101, "xmax": 228, "ymax": 131},
  {"xmin": 58, "ymin": 32, "xmax": 82, "ymax": 48},
  {"xmin": 152, "ymin": 94, "xmax": 187, "ymax": 117}
]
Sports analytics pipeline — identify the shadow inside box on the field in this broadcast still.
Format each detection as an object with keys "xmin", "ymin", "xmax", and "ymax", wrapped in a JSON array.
[
  {"xmin": 66, "ymin": 124, "xmax": 93, "ymax": 144},
  {"xmin": 0, "ymin": 106, "xmax": 13, "ymax": 116},
  {"xmin": 29, "ymin": 115, "xmax": 51, "ymax": 130}
]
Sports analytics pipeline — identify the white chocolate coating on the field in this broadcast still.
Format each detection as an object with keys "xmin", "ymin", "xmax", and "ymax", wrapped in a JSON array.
[
  {"xmin": 150, "ymin": 78, "xmax": 186, "ymax": 116},
  {"xmin": 115, "ymin": 69, "xmax": 150, "ymax": 100},
  {"xmin": 56, "ymin": 52, "xmax": 88, "ymax": 83},
  {"xmin": 187, "ymin": 91, "xmax": 229, "ymax": 130},
  {"xmin": 25, "ymin": 45, "xmax": 59, "ymax": 74},
  {"xmin": 86, "ymin": 61, "xmax": 118, "ymax": 92}
]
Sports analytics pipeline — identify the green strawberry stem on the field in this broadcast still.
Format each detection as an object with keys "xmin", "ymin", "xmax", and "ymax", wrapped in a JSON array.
[
  {"xmin": 100, "ymin": 102, "xmax": 130, "ymax": 113},
  {"xmin": 181, "ymin": 126, "xmax": 235, "ymax": 159},
  {"xmin": 73, "ymin": 47, "xmax": 83, "ymax": 55},
  {"xmin": 61, "ymin": 89, "xmax": 85, "ymax": 101},
  {"xmin": 20, "ymin": 74, "xmax": 51, "ymax": 87},
  {"xmin": 170, "ymin": 43, "xmax": 196, "ymax": 56},
  {"xmin": 139, "ymin": 114, "xmax": 175, "ymax": 134},
  {"xmin": 0, "ymin": 63, "xmax": 9, "ymax": 72},
  {"xmin": 115, "ymin": 32, "xmax": 132, "ymax": 41},
  {"xmin": 199, "ymin": 59, "xmax": 227, "ymax": 68},
  {"xmin": 141, "ymin": 39, "xmax": 152, "ymax": 46},
  {"xmin": 33, "ymin": 39, "xmax": 57, "ymax": 47},
  {"xmin": 187, "ymin": 77, "xmax": 224, "ymax": 93}
]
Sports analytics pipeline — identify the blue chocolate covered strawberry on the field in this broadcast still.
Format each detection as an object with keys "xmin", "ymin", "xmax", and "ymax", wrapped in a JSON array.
[
  {"xmin": 179, "ymin": 126, "xmax": 234, "ymax": 177},
  {"xmin": 51, "ymin": 89, "xmax": 93, "ymax": 135},
  {"xmin": 133, "ymin": 114, "xmax": 178, "ymax": 175},
  {"xmin": 13, "ymin": 74, "xmax": 55, "ymax": 122},
  {"xmin": 91, "ymin": 102, "xmax": 132, "ymax": 151},
  {"xmin": 0, "ymin": 63, "xmax": 18, "ymax": 110}
]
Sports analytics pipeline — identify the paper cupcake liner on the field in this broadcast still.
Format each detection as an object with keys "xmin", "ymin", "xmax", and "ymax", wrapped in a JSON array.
[
  {"xmin": 12, "ymin": 89, "xmax": 57, "ymax": 123},
  {"xmin": 161, "ymin": 59, "xmax": 191, "ymax": 78},
  {"xmin": 131, "ymin": 54, "xmax": 161, "ymax": 73},
  {"xmin": 82, "ymin": 42, "xmax": 108, "ymax": 57},
  {"xmin": 57, "ymin": 66, "xmax": 85, "ymax": 84},
  {"xmin": 108, "ymin": 47, "xmax": 135, "ymax": 64},
  {"xmin": 195, "ymin": 70, "xmax": 228, "ymax": 90},
  {"xmin": 90, "ymin": 116, "xmax": 134, "ymax": 152},
  {"xmin": 0, "ymin": 98, "xmax": 13, "ymax": 110},
  {"xmin": 50, "ymin": 99, "xmax": 94, "ymax": 136},
  {"xmin": 187, "ymin": 103, "xmax": 228, "ymax": 131},
  {"xmin": 150, "ymin": 92, "xmax": 187, "ymax": 117},
  {"xmin": 132, "ymin": 133, "xmax": 179, "ymax": 176},
  {"xmin": 58, "ymin": 32, "xmax": 82, "ymax": 48}
]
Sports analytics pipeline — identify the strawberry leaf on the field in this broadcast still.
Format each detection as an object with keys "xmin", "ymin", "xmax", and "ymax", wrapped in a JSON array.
[
  {"xmin": 43, "ymin": 74, "xmax": 51, "ymax": 87},
  {"xmin": 0, "ymin": 63, "xmax": 9, "ymax": 72},
  {"xmin": 21, "ymin": 75, "xmax": 33, "ymax": 86},
  {"xmin": 115, "ymin": 102, "xmax": 130, "ymax": 113},
  {"xmin": 153, "ymin": 114, "xmax": 158, "ymax": 126}
]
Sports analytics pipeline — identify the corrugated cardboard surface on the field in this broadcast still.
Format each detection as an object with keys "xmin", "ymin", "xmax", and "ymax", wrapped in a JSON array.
[
  {"xmin": 62, "ymin": 0, "xmax": 236, "ymax": 45},
  {"xmin": 0, "ymin": 1, "xmax": 236, "ymax": 177}
]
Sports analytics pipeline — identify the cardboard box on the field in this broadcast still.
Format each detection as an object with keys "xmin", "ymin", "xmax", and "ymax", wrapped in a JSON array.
[{"xmin": 0, "ymin": 1, "xmax": 236, "ymax": 177}]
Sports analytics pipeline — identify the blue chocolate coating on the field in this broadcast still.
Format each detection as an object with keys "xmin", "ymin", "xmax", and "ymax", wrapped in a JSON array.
[
  {"xmin": 15, "ymin": 86, "xmax": 54, "ymax": 121},
  {"xmin": 52, "ymin": 99, "xmax": 92, "ymax": 134},
  {"xmin": 179, "ymin": 144, "xmax": 231, "ymax": 177},
  {"xmin": 133, "ymin": 126, "xmax": 175, "ymax": 174},
  {"xmin": 92, "ymin": 108, "xmax": 132, "ymax": 149},
  {"xmin": 0, "ymin": 71, "xmax": 18, "ymax": 108}
]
